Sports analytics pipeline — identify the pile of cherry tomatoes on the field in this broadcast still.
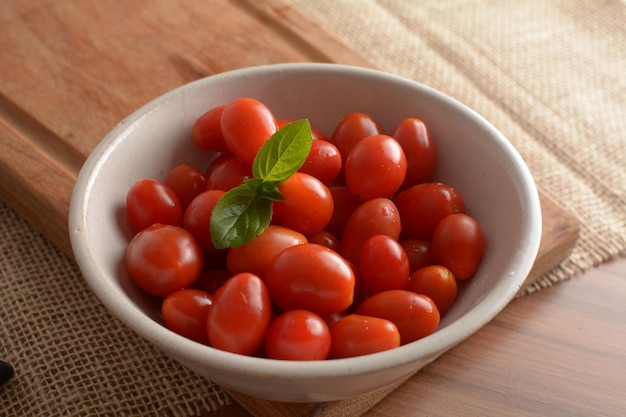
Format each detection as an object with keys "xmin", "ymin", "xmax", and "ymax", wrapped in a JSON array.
[{"xmin": 124, "ymin": 97, "xmax": 485, "ymax": 360}]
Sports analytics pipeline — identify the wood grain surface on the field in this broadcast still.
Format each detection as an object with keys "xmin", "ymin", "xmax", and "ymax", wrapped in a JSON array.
[{"xmin": 0, "ymin": 1, "xmax": 580, "ymax": 417}]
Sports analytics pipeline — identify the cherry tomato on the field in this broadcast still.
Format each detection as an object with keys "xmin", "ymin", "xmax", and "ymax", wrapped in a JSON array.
[
  {"xmin": 399, "ymin": 238, "xmax": 435, "ymax": 273},
  {"xmin": 407, "ymin": 265, "xmax": 457, "ymax": 315},
  {"xmin": 357, "ymin": 290, "xmax": 440, "ymax": 344},
  {"xmin": 226, "ymin": 224, "xmax": 307, "ymax": 277},
  {"xmin": 331, "ymin": 112, "xmax": 381, "ymax": 165},
  {"xmin": 277, "ymin": 119, "xmax": 329, "ymax": 141},
  {"xmin": 345, "ymin": 134, "xmax": 407, "ymax": 201},
  {"xmin": 325, "ymin": 185, "xmax": 361, "ymax": 239},
  {"xmin": 192, "ymin": 105, "xmax": 228, "ymax": 152},
  {"xmin": 359, "ymin": 235, "xmax": 410, "ymax": 294},
  {"xmin": 391, "ymin": 118, "xmax": 436, "ymax": 188},
  {"xmin": 192, "ymin": 268, "xmax": 230, "ymax": 295},
  {"xmin": 162, "ymin": 289, "xmax": 212, "ymax": 344},
  {"xmin": 207, "ymin": 272, "xmax": 272, "ymax": 355},
  {"xmin": 264, "ymin": 309, "xmax": 331, "ymax": 361},
  {"xmin": 432, "ymin": 213, "xmax": 485, "ymax": 279},
  {"xmin": 298, "ymin": 139, "xmax": 342, "ymax": 185},
  {"xmin": 306, "ymin": 230, "xmax": 340, "ymax": 252},
  {"xmin": 220, "ymin": 97, "xmax": 277, "ymax": 166},
  {"xmin": 182, "ymin": 189, "xmax": 225, "ymax": 253},
  {"xmin": 265, "ymin": 243, "xmax": 355, "ymax": 316},
  {"xmin": 126, "ymin": 178, "xmax": 182, "ymax": 232},
  {"xmin": 205, "ymin": 152, "xmax": 252, "ymax": 192},
  {"xmin": 164, "ymin": 164, "xmax": 207, "ymax": 211},
  {"xmin": 125, "ymin": 224, "xmax": 203, "ymax": 297},
  {"xmin": 273, "ymin": 172, "xmax": 334, "ymax": 235},
  {"xmin": 329, "ymin": 314, "xmax": 400, "ymax": 358},
  {"xmin": 340, "ymin": 198, "xmax": 402, "ymax": 265},
  {"xmin": 394, "ymin": 182, "xmax": 465, "ymax": 240}
]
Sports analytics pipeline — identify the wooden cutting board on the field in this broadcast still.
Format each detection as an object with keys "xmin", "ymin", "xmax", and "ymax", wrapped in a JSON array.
[{"xmin": 0, "ymin": 1, "xmax": 579, "ymax": 416}]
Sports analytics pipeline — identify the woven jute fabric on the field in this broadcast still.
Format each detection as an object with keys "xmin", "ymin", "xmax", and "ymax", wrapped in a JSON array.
[
  {"xmin": 1, "ymin": 1, "xmax": 626, "ymax": 417},
  {"xmin": 293, "ymin": 0, "xmax": 626, "ymax": 294},
  {"xmin": 0, "ymin": 199, "xmax": 232, "ymax": 415}
]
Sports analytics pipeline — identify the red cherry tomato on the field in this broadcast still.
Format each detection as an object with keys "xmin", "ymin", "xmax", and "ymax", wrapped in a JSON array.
[
  {"xmin": 407, "ymin": 265, "xmax": 457, "ymax": 315},
  {"xmin": 207, "ymin": 272, "xmax": 272, "ymax": 355},
  {"xmin": 205, "ymin": 152, "xmax": 252, "ymax": 192},
  {"xmin": 165, "ymin": 164, "xmax": 207, "ymax": 211},
  {"xmin": 162, "ymin": 289, "xmax": 212, "ymax": 344},
  {"xmin": 357, "ymin": 290, "xmax": 440, "ymax": 344},
  {"xmin": 306, "ymin": 230, "xmax": 340, "ymax": 252},
  {"xmin": 182, "ymin": 189, "xmax": 225, "ymax": 253},
  {"xmin": 192, "ymin": 268, "xmax": 230, "ymax": 295},
  {"xmin": 126, "ymin": 178, "xmax": 182, "ymax": 232},
  {"xmin": 359, "ymin": 235, "xmax": 410, "ymax": 294},
  {"xmin": 125, "ymin": 224, "xmax": 203, "ymax": 297},
  {"xmin": 273, "ymin": 172, "xmax": 334, "ymax": 235},
  {"xmin": 220, "ymin": 97, "xmax": 277, "ymax": 166},
  {"xmin": 325, "ymin": 185, "xmax": 361, "ymax": 239},
  {"xmin": 432, "ymin": 213, "xmax": 485, "ymax": 279},
  {"xmin": 298, "ymin": 139, "xmax": 342, "ymax": 185},
  {"xmin": 341, "ymin": 198, "xmax": 402, "ymax": 265},
  {"xmin": 331, "ymin": 112, "xmax": 381, "ymax": 165},
  {"xmin": 265, "ymin": 243, "xmax": 355, "ymax": 316},
  {"xmin": 192, "ymin": 105, "xmax": 228, "ymax": 152},
  {"xmin": 345, "ymin": 134, "xmax": 407, "ymax": 201},
  {"xmin": 391, "ymin": 118, "xmax": 436, "ymax": 188},
  {"xmin": 226, "ymin": 224, "xmax": 307, "ymax": 277},
  {"xmin": 394, "ymin": 182, "xmax": 465, "ymax": 240},
  {"xmin": 329, "ymin": 314, "xmax": 400, "ymax": 358},
  {"xmin": 399, "ymin": 238, "xmax": 435, "ymax": 273},
  {"xmin": 264, "ymin": 309, "xmax": 331, "ymax": 360}
]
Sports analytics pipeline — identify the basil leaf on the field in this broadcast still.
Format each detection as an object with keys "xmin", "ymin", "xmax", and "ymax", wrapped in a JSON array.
[
  {"xmin": 253, "ymin": 119, "xmax": 313, "ymax": 184},
  {"xmin": 244, "ymin": 178, "xmax": 283, "ymax": 201},
  {"xmin": 210, "ymin": 184, "xmax": 273, "ymax": 249}
]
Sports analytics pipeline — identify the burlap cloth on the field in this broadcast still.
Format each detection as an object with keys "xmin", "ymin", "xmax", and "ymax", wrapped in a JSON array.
[{"xmin": 1, "ymin": 1, "xmax": 625, "ymax": 416}]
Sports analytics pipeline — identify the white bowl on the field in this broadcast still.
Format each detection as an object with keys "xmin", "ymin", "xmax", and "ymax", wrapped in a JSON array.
[{"xmin": 69, "ymin": 63, "xmax": 542, "ymax": 402}]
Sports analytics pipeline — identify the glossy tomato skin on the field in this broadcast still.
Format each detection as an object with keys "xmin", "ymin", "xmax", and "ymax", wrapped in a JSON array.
[
  {"xmin": 220, "ymin": 97, "xmax": 277, "ymax": 166},
  {"xmin": 345, "ymin": 134, "xmax": 407, "ymax": 201},
  {"xmin": 264, "ymin": 309, "xmax": 331, "ymax": 360},
  {"xmin": 162, "ymin": 289, "xmax": 212, "ymax": 344},
  {"xmin": 226, "ymin": 224, "xmax": 307, "ymax": 277},
  {"xmin": 329, "ymin": 314, "xmax": 400, "ymax": 359},
  {"xmin": 182, "ymin": 189, "xmax": 225, "ymax": 253},
  {"xmin": 192, "ymin": 105, "xmax": 228, "ymax": 152},
  {"xmin": 205, "ymin": 152, "xmax": 252, "ymax": 192},
  {"xmin": 265, "ymin": 243, "xmax": 355, "ymax": 316},
  {"xmin": 273, "ymin": 172, "xmax": 334, "ymax": 235},
  {"xmin": 394, "ymin": 182, "xmax": 465, "ymax": 240},
  {"xmin": 399, "ymin": 238, "xmax": 435, "ymax": 273},
  {"xmin": 126, "ymin": 178, "xmax": 183, "ymax": 232},
  {"xmin": 391, "ymin": 118, "xmax": 436, "ymax": 188},
  {"xmin": 299, "ymin": 139, "xmax": 342, "ymax": 185},
  {"xmin": 331, "ymin": 112, "xmax": 382, "ymax": 166},
  {"xmin": 359, "ymin": 235, "xmax": 410, "ymax": 294},
  {"xmin": 306, "ymin": 230, "xmax": 340, "ymax": 252},
  {"xmin": 407, "ymin": 265, "xmax": 457, "ymax": 315},
  {"xmin": 325, "ymin": 185, "xmax": 361, "ymax": 239},
  {"xmin": 341, "ymin": 198, "xmax": 402, "ymax": 265},
  {"xmin": 357, "ymin": 290, "xmax": 440, "ymax": 344},
  {"xmin": 432, "ymin": 213, "xmax": 485, "ymax": 279},
  {"xmin": 165, "ymin": 164, "xmax": 207, "ymax": 211},
  {"xmin": 207, "ymin": 272, "xmax": 272, "ymax": 355},
  {"xmin": 125, "ymin": 224, "xmax": 204, "ymax": 298}
]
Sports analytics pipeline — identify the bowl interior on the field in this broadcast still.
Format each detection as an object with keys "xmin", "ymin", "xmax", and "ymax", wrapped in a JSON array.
[{"xmin": 70, "ymin": 63, "xmax": 541, "ymax": 394}]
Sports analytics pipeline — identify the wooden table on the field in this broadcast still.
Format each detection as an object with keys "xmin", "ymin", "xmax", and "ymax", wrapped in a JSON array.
[
  {"xmin": 2, "ymin": 1, "xmax": 625, "ymax": 416},
  {"xmin": 215, "ymin": 258, "xmax": 626, "ymax": 417}
]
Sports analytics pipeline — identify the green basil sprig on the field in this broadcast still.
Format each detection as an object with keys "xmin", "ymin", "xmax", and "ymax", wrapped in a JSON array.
[{"xmin": 210, "ymin": 119, "xmax": 313, "ymax": 249}]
